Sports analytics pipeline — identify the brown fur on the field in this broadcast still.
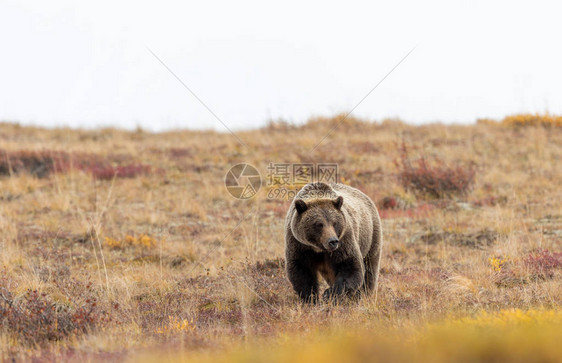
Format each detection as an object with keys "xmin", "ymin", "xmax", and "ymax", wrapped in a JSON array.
[{"xmin": 285, "ymin": 182, "xmax": 383, "ymax": 302}]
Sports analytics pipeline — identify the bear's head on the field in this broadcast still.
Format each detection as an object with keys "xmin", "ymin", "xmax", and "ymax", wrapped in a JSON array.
[{"xmin": 290, "ymin": 196, "xmax": 346, "ymax": 252}]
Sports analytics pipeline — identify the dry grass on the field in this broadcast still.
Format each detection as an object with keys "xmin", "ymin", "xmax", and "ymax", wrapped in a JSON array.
[{"xmin": 0, "ymin": 114, "xmax": 561, "ymax": 361}]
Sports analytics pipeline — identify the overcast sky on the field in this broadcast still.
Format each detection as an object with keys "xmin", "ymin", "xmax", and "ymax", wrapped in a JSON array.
[{"xmin": 1, "ymin": 0, "xmax": 561, "ymax": 131}]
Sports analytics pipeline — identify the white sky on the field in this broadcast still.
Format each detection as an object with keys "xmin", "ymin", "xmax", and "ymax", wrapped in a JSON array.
[{"xmin": 1, "ymin": 0, "xmax": 561, "ymax": 131}]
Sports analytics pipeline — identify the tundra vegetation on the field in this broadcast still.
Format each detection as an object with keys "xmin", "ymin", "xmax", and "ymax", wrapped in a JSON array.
[{"xmin": 0, "ymin": 114, "xmax": 561, "ymax": 362}]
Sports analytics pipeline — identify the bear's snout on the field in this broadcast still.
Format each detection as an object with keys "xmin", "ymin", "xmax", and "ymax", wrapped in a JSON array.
[{"xmin": 327, "ymin": 237, "xmax": 340, "ymax": 251}]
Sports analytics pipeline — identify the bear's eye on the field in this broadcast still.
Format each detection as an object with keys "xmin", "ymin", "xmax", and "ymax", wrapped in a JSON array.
[{"xmin": 313, "ymin": 222, "xmax": 323, "ymax": 229}]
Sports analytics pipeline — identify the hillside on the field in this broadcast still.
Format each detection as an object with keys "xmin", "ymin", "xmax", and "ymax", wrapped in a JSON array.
[{"xmin": 1, "ymin": 114, "xmax": 561, "ymax": 361}]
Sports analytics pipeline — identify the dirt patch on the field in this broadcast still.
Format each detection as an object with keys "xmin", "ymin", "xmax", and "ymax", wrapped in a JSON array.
[
  {"xmin": 416, "ymin": 228, "xmax": 499, "ymax": 249},
  {"xmin": 533, "ymin": 215, "xmax": 562, "ymax": 237}
]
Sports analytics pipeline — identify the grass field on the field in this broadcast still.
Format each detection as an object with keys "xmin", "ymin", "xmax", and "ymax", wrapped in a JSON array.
[{"xmin": 1, "ymin": 114, "xmax": 561, "ymax": 362}]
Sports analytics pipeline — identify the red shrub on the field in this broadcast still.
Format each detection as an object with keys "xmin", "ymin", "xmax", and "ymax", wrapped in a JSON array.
[
  {"xmin": 525, "ymin": 249, "xmax": 562, "ymax": 278},
  {"xmin": 380, "ymin": 196, "xmax": 398, "ymax": 210},
  {"xmin": 473, "ymin": 195, "xmax": 507, "ymax": 207},
  {"xmin": 0, "ymin": 286, "xmax": 108, "ymax": 345},
  {"xmin": 90, "ymin": 163, "xmax": 151, "ymax": 180},
  {"xmin": 168, "ymin": 147, "xmax": 193, "ymax": 158},
  {"xmin": 0, "ymin": 149, "xmax": 151, "ymax": 180},
  {"xmin": 395, "ymin": 143, "xmax": 475, "ymax": 198}
]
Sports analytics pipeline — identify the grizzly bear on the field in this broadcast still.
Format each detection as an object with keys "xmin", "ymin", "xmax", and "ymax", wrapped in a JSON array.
[{"xmin": 285, "ymin": 182, "xmax": 382, "ymax": 302}]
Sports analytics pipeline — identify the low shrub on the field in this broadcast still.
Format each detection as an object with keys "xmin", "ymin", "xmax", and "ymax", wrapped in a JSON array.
[
  {"xmin": 0, "ymin": 150, "xmax": 61, "ymax": 178},
  {"xmin": 0, "ymin": 149, "xmax": 151, "ymax": 180},
  {"xmin": 0, "ymin": 286, "xmax": 108, "ymax": 345},
  {"xmin": 104, "ymin": 234, "xmax": 160, "ymax": 249},
  {"xmin": 395, "ymin": 143, "xmax": 475, "ymax": 198},
  {"xmin": 502, "ymin": 113, "xmax": 562, "ymax": 127},
  {"xmin": 525, "ymin": 249, "xmax": 562, "ymax": 278},
  {"xmin": 90, "ymin": 163, "xmax": 151, "ymax": 180}
]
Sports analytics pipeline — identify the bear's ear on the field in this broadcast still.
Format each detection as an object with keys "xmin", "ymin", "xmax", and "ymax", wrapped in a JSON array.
[
  {"xmin": 333, "ymin": 196, "xmax": 343, "ymax": 210},
  {"xmin": 294, "ymin": 199, "xmax": 308, "ymax": 214}
]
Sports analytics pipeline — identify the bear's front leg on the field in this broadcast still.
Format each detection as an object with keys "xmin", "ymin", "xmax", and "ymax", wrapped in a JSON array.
[
  {"xmin": 287, "ymin": 255, "xmax": 319, "ymax": 303},
  {"xmin": 323, "ymin": 258, "xmax": 364, "ymax": 302}
]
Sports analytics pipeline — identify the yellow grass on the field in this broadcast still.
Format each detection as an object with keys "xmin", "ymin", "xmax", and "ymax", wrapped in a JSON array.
[
  {"xmin": 135, "ymin": 309, "xmax": 562, "ymax": 363},
  {"xmin": 502, "ymin": 113, "xmax": 562, "ymax": 127}
]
